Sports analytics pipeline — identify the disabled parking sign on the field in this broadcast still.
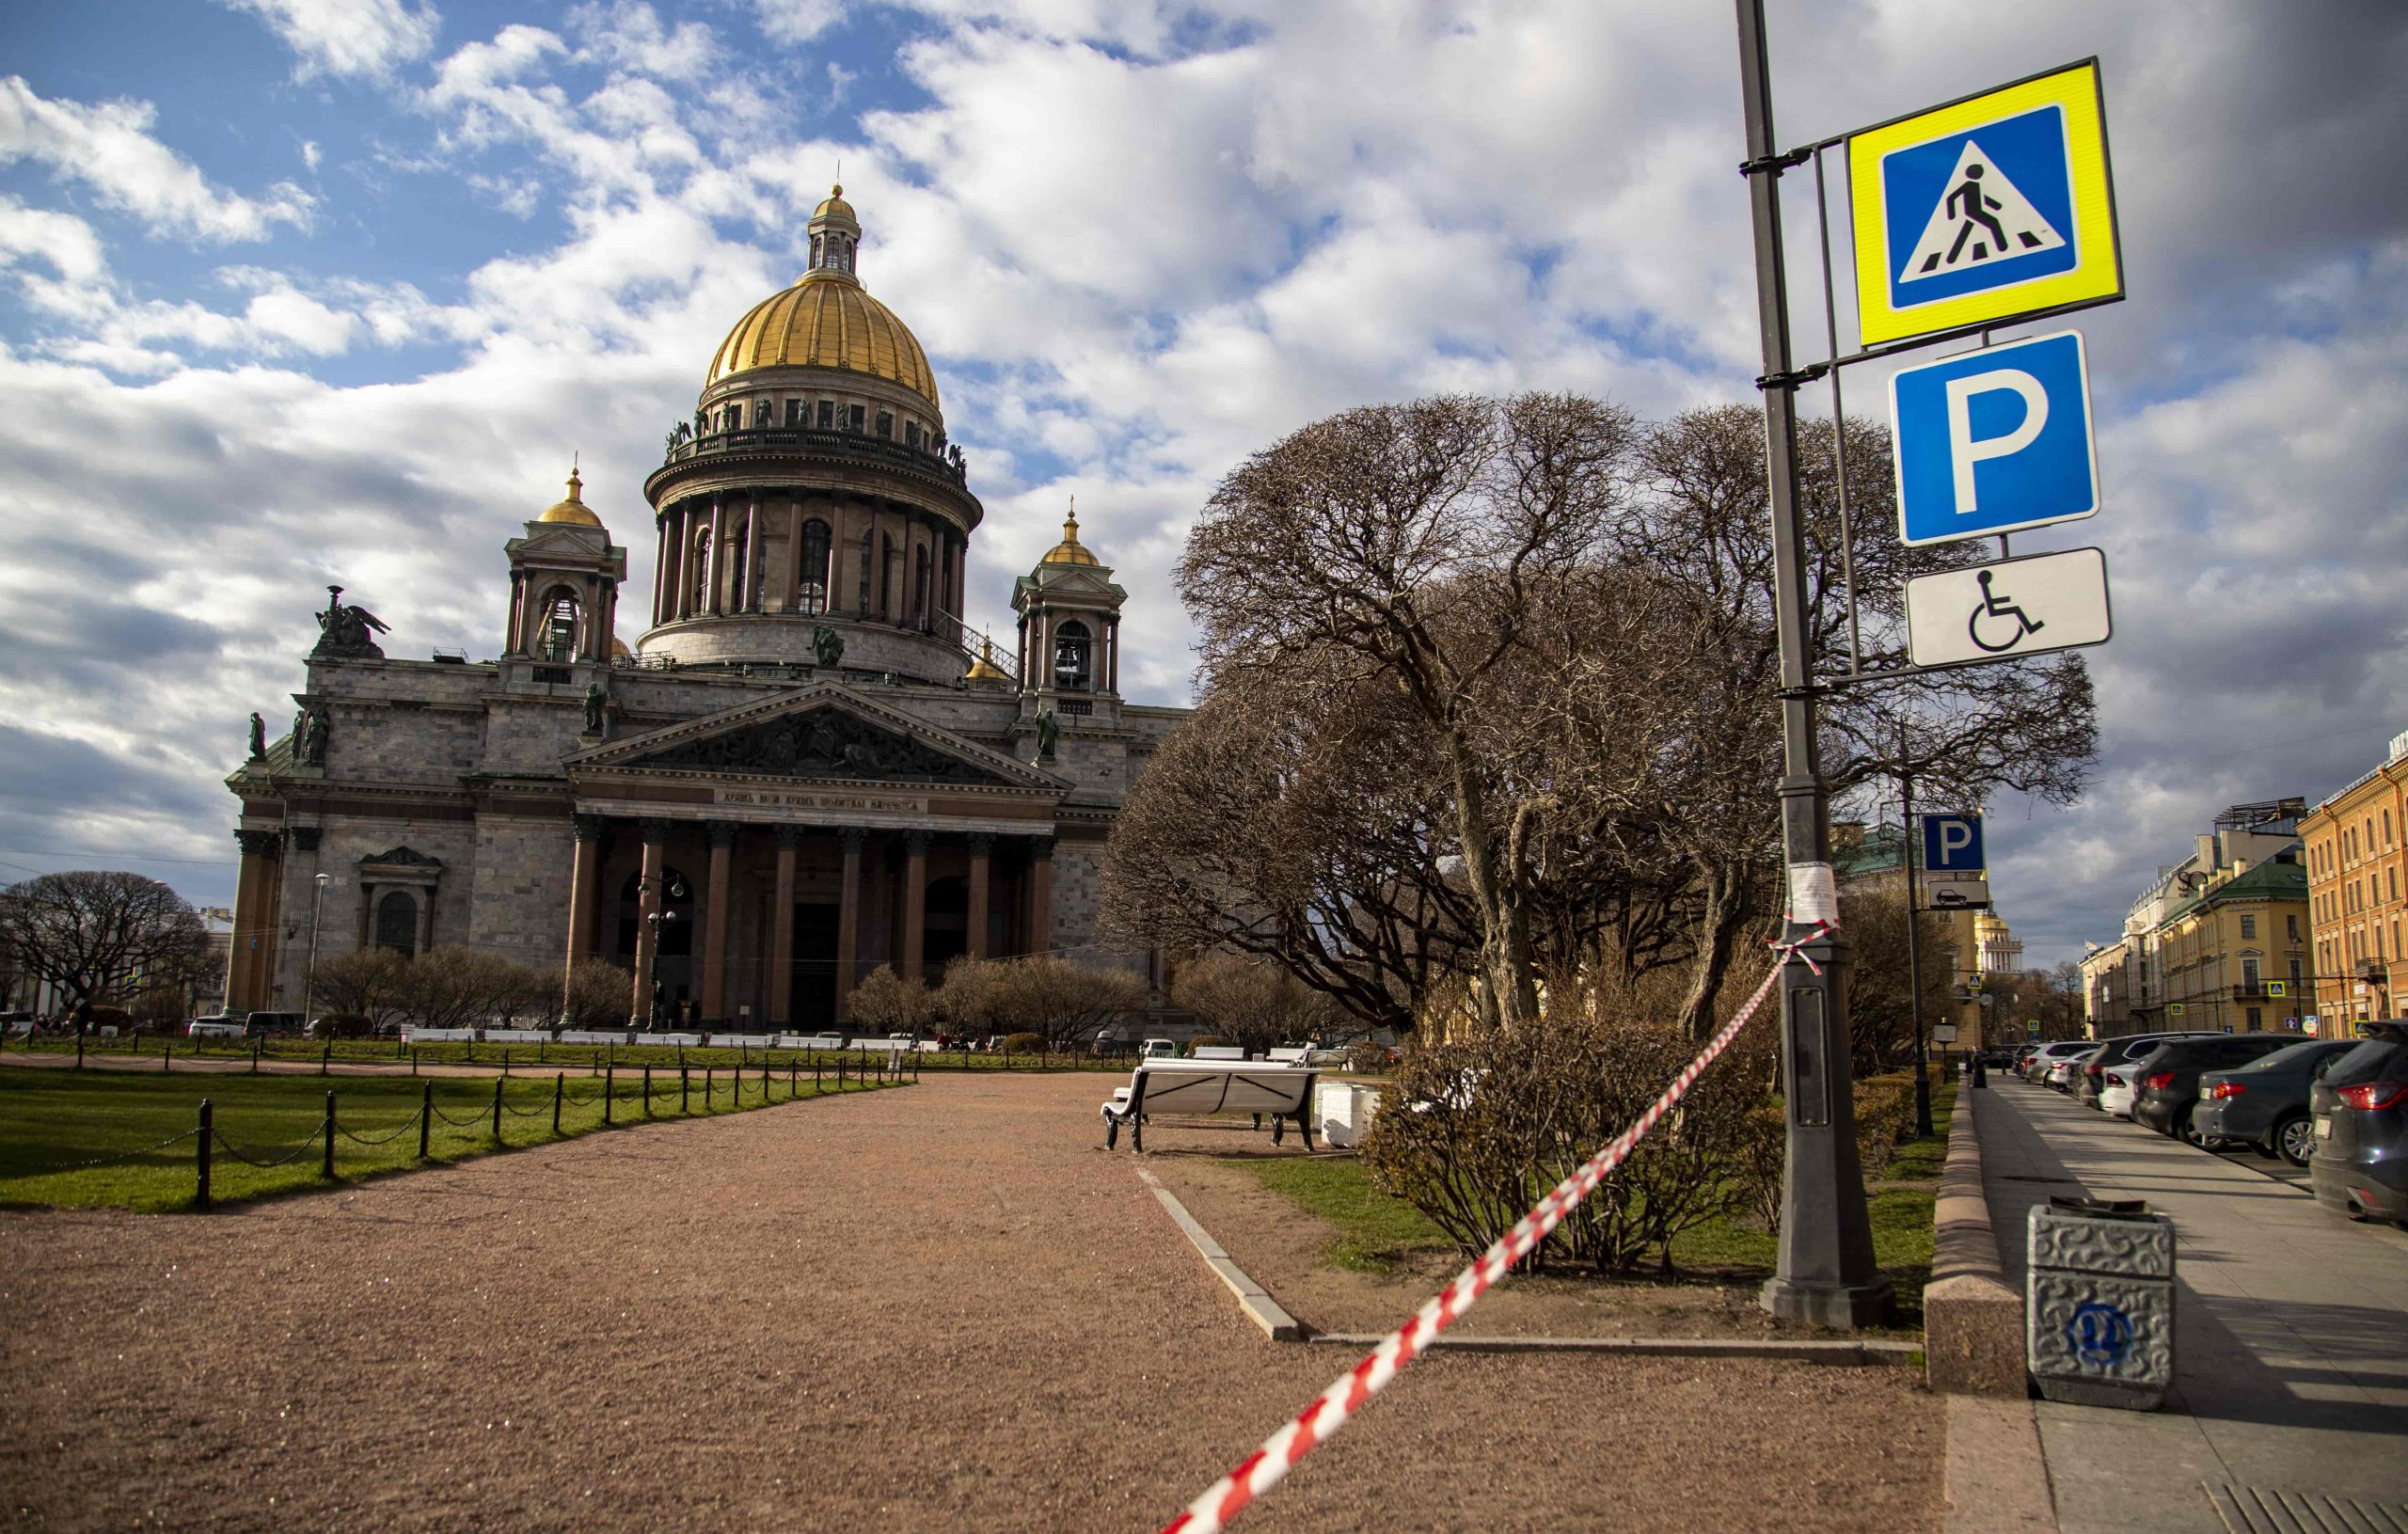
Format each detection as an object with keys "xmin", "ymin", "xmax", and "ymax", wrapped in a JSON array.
[
  {"xmin": 1891, "ymin": 330, "xmax": 2099, "ymax": 546},
  {"xmin": 1849, "ymin": 60, "xmax": 2121, "ymax": 346}
]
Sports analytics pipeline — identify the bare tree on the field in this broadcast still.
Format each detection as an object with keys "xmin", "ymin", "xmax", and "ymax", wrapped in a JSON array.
[
  {"xmin": 395, "ymin": 947, "xmax": 547, "ymax": 1032},
  {"xmin": 1178, "ymin": 393, "xmax": 1638, "ymax": 1030},
  {"xmin": 849, "ymin": 964, "xmax": 936, "ymax": 1036},
  {"xmin": 989, "ymin": 957, "xmax": 1149, "ymax": 1051},
  {"xmin": 310, "ymin": 947, "xmax": 413, "ymax": 1035},
  {"xmin": 1101, "ymin": 663, "xmax": 1473, "ymax": 1035},
  {"xmin": 560, "ymin": 957, "xmax": 634, "ymax": 1031},
  {"xmin": 1169, "ymin": 952, "xmax": 1345, "ymax": 1053},
  {"xmin": 0, "ymin": 871, "xmax": 212, "ymax": 1012}
]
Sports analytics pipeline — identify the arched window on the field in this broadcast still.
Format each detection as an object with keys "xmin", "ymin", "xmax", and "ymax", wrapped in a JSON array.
[
  {"xmin": 880, "ymin": 534, "xmax": 897, "ymax": 619},
  {"xmin": 799, "ymin": 518, "xmax": 831, "ymax": 614},
  {"xmin": 375, "ymin": 890, "xmax": 419, "ymax": 957},
  {"xmin": 539, "ymin": 586, "xmax": 581, "ymax": 662},
  {"xmin": 690, "ymin": 529, "xmax": 712, "ymax": 612},
  {"xmin": 1054, "ymin": 619, "xmax": 1091, "ymax": 691}
]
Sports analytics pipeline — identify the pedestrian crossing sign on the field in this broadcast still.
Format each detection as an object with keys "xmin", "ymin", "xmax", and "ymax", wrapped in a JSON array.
[{"xmin": 1848, "ymin": 60, "xmax": 2121, "ymax": 346}]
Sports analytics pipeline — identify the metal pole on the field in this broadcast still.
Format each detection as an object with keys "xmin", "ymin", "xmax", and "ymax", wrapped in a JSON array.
[
  {"xmin": 1735, "ymin": 0, "xmax": 1891, "ymax": 1329},
  {"xmin": 420, "ymin": 1081, "xmax": 432, "ymax": 1159},
  {"xmin": 323, "ymin": 1091, "xmax": 336, "ymax": 1179},
  {"xmin": 302, "ymin": 873, "xmax": 328, "ymax": 1030},
  {"xmin": 1901, "ymin": 724, "xmax": 1932, "ymax": 1137},
  {"xmin": 197, "ymin": 1099, "xmax": 213, "ymax": 1211}
]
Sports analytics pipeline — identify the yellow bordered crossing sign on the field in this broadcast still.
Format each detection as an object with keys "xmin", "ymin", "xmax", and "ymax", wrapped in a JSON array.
[{"xmin": 1848, "ymin": 60, "xmax": 2121, "ymax": 347}]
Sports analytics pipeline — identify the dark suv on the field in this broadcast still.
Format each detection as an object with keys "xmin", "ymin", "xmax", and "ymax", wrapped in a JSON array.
[
  {"xmin": 2308, "ymin": 1022, "xmax": 2408, "ymax": 1225},
  {"xmin": 2130, "ymin": 1034, "xmax": 2303, "ymax": 1146}
]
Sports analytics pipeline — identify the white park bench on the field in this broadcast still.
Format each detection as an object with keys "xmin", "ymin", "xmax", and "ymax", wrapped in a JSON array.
[
  {"xmin": 1267, "ymin": 1046, "xmax": 1309, "ymax": 1064},
  {"xmin": 559, "ymin": 1029, "xmax": 632, "ymax": 1046},
  {"xmin": 1101, "ymin": 1064, "xmax": 1321, "ymax": 1153},
  {"xmin": 1192, "ymin": 1045, "xmax": 1246, "ymax": 1061}
]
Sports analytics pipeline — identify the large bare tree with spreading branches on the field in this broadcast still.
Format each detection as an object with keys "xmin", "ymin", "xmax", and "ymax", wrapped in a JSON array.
[
  {"xmin": 0, "ymin": 871, "xmax": 213, "ymax": 1012},
  {"xmin": 1113, "ymin": 391, "xmax": 2098, "ymax": 1039}
]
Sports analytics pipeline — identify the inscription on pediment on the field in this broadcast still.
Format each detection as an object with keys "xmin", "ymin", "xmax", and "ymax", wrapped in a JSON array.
[{"xmin": 631, "ymin": 707, "xmax": 1009, "ymax": 786}]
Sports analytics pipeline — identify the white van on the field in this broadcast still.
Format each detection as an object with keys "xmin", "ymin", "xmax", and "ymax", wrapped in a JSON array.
[
  {"xmin": 1139, "ymin": 1038, "xmax": 1178, "ymax": 1060},
  {"xmin": 187, "ymin": 1017, "xmax": 251, "ymax": 1040}
]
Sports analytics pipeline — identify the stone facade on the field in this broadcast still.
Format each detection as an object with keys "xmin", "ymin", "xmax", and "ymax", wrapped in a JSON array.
[{"xmin": 222, "ymin": 192, "xmax": 1188, "ymax": 1028}]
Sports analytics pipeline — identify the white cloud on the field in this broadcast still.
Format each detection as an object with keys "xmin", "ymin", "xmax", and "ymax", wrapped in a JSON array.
[
  {"xmin": 568, "ymin": 1, "xmax": 720, "ymax": 84},
  {"xmin": 0, "ymin": 77, "xmax": 314, "ymax": 244},
  {"xmin": 220, "ymin": 0, "xmax": 441, "ymax": 80},
  {"xmin": 757, "ymin": 0, "xmax": 845, "ymax": 47}
]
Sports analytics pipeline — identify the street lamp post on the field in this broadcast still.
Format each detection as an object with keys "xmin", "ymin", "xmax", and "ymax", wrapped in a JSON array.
[
  {"xmin": 300, "ymin": 873, "xmax": 329, "ymax": 1028},
  {"xmin": 1898, "ymin": 727, "xmax": 1934, "ymax": 1138},
  {"xmin": 1735, "ymin": 0, "xmax": 1892, "ymax": 1329}
]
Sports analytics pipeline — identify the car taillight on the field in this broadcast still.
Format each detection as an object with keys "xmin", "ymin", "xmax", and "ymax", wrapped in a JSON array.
[
  {"xmin": 2106, "ymin": 1072, "xmax": 2125, "ymax": 1087},
  {"xmin": 2144, "ymin": 1072, "xmax": 2175, "ymax": 1091},
  {"xmin": 2336, "ymin": 1082, "xmax": 2408, "ymax": 1111},
  {"xmin": 2207, "ymin": 1083, "xmax": 2244, "ymax": 1100}
]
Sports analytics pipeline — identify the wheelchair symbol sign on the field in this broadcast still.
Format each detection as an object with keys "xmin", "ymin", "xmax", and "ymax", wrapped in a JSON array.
[
  {"xmin": 1905, "ymin": 547, "xmax": 2111, "ymax": 670},
  {"xmin": 2066, "ymin": 1300, "xmax": 2132, "ymax": 1368}
]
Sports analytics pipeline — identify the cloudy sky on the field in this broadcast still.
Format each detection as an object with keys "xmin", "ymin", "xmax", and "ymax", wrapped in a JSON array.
[{"xmin": 2, "ymin": 0, "xmax": 2404, "ymax": 968}]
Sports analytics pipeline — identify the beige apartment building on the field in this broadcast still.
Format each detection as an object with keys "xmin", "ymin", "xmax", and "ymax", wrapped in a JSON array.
[{"xmin": 2302, "ymin": 726, "xmax": 2408, "ymax": 1031}]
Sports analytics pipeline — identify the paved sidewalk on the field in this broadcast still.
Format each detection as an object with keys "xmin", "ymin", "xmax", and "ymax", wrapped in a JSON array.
[{"xmin": 1977, "ymin": 1079, "xmax": 2408, "ymax": 1533}]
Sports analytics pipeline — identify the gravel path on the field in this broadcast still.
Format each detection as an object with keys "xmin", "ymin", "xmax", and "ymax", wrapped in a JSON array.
[{"xmin": 0, "ymin": 1073, "xmax": 1939, "ymax": 1532}]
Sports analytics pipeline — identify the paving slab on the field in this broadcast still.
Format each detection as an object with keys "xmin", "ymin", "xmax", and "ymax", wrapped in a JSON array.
[{"xmin": 1977, "ymin": 1079, "xmax": 2408, "ymax": 1534}]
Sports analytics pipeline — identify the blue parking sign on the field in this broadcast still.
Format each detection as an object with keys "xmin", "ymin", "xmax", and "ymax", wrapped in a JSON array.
[
  {"xmin": 1923, "ymin": 814, "xmax": 1986, "ymax": 874},
  {"xmin": 1891, "ymin": 330, "xmax": 2099, "ymax": 546}
]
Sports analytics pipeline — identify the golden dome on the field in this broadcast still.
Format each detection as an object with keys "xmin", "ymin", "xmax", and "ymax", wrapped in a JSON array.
[
  {"xmin": 705, "ymin": 271, "xmax": 940, "ymax": 407},
  {"xmin": 610, "ymin": 635, "xmax": 631, "ymax": 658},
  {"xmin": 814, "ymin": 183, "xmax": 857, "ymax": 222},
  {"xmin": 538, "ymin": 467, "xmax": 602, "ymax": 526},
  {"xmin": 965, "ymin": 635, "xmax": 1009, "ymax": 681},
  {"xmin": 1041, "ymin": 503, "xmax": 1099, "ymax": 566}
]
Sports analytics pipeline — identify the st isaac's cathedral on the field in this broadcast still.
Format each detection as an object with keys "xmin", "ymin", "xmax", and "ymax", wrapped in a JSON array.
[{"xmin": 222, "ymin": 188, "xmax": 1187, "ymax": 1029}]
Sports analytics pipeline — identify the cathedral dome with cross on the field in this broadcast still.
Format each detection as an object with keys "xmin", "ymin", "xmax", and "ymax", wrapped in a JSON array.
[{"xmin": 219, "ymin": 187, "xmax": 1183, "ymax": 1036}]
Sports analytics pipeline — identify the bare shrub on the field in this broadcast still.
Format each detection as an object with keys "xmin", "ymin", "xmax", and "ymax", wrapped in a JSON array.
[
  {"xmin": 310, "ymin": 947, "xmax": 412, "ymax": 1035},
  {"xmin": 1170, "ymin": 952, "xmax": 1344, "ymax": 1054},
  {"xmin": 560, "ymin": 957, "xmax": 633, "ymax": 1030},
  {"xmin": 848, "ymin": 964, "xmax": 935, "ymax": 1036}
]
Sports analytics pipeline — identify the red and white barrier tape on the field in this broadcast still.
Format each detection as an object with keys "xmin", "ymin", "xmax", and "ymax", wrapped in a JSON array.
[{"xmin": 1160, "ymin": 920, "xmax": 1833, "ymax": 1534}]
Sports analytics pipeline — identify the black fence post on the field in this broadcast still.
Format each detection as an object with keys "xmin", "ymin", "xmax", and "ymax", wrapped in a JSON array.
[
  {"xmin": 681, "ymin": 1066, "xmax": 689, "ymax": 1114},
  {"xmin": 163, "ymin": 1044, "xmax": 171, "ymax": 1073},
  {"xmin": 604, "ymin": 1062, "xmax": 614, "ymax": 1126},
  {"xmin": 321, "ymin": 1044, "xmax": 330, "ymax": 1076},
  {"xmin": 789, "ymin": 1056, "xmax": 798, "ymax": 1095},
  {"xmin": 553, "ymin": 1071, "xmax": 564, "ymax": 1134},
  {"xmin": 490, "ymin": 1074, "xmax": 503, "ymax": 1142},
  {"xmin": 322, "ymin": 1091, "xmax": 336, "ymax": 1179},
  {"xmin": 502, "ymin": 1050, "xmax": 512, "ymax": 1077},
  {"xmin": 815, "ymin": 1055, "xmax": 822, "ymax": 1090},
  {"xmin": 705, "ymin": 1066, "xmax": 713, "ymax": 1107},
  {"xmin": 643, "ymin": 1064, "xmax": 653, "ymax": 1116},
  {"xmin": 411, "ymin": 1045, "xmax": 419, "ymax": 1076},
  {"xmin": 419, "ymin": 1081, "xmax": 432, "ymax": 1159},
  {"xmin": 762, "ymin": 1057, "xmax": 768, "ymax": 1099},
  {"xmin": 251, "ymin": 1039, "xmax": 261, "ymax": 1074},
  {"xmin": 197, "ymin": 1099, "xmax": 213, "ymax": 1211}
]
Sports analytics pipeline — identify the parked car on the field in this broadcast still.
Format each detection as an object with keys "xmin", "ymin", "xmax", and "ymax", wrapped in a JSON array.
[
  {"xmin": 2308, "ymin": 1021, "xmax": 2408, "ymax": 1225},
  {"xmin": 186, "ymin": 1016, "xmax": 252, "ymax": 1040},
  {"xmin": 246, "ymin": 1011, "xmax": 305, "ymax": 1036},
  {"xmin": 2078, "ymin": 1033, "xmax": 2215, "ymax": 1112},
  {"xmin": 2022, "ymin": 1040, "xmax": 2093, "ymax": 1083},
  {"xmin": 2130, "ymin": 1034, "xmax": 2305, "ymax": 1145},
  {"xmin": 2193, "ymin": 1038, "xmax": 2361, "ymax": 1166},
  {"xmin": 1138, "ymin": 1038, "xmax": 1178, "ymax": 1060}
]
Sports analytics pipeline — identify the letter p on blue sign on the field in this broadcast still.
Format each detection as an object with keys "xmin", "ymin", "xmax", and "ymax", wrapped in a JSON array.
[
  {"xmin": 1923, "ymin": 814, "xmax": 1986, "ymax": 874},
  {"xmin": 1891, "ymin": 329, "xmax": 2099, "ymax": 546}
]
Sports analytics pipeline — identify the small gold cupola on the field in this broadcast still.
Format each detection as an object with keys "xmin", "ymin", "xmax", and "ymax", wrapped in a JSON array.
[
  {"xmin": 538, "ymin": 465, "xmax": 602, "ymax": 527},
  {"xmin": 806, "ymin": 182, "xmax": 861, "ymax": 280},
  {"xmin": 1040, "ymin": 499, "xmax": 1100, "ymax": 567}
]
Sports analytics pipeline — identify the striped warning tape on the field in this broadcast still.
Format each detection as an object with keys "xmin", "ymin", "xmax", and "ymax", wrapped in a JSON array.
[{"xmin": 1160, "ymin": 921, "xmax": 1831, "ymax": 1534}]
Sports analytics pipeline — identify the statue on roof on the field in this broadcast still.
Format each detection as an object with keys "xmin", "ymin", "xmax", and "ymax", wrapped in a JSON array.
[
  {"xmin": 812, "ymin": 625, "xmax": 845, "ymax": 668},
  {"xmin": 311, "ymin": 585, "xmax": 389, "ymax": 659},
  {"xmin": 247, "ymin": 712, "xmax": 266, "ymax": 761}
]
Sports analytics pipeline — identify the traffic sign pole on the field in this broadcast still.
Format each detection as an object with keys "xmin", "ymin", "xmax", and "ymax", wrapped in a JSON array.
[
  {"xmin": 1900, "ymin": 726, "xmax": 1934, "ymax": 1134},
  {"xmin": 1735, "ymin": 0, "xmax": 1892, "ymax": 1332}
]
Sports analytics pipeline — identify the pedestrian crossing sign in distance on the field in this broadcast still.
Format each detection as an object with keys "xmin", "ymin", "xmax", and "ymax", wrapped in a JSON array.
[{"xmin": 1848, "ymin": 60, "xmax": 2121, "ymax": 346}]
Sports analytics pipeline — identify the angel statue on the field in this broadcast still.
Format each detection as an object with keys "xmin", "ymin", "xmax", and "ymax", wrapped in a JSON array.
[{"xmin": 310, "ymin": 584, "xmax": 390, "ymax": 659}]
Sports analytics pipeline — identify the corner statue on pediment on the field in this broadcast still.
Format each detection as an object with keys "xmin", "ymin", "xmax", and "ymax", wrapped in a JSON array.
[
  {"xmin": 247, "ymin": 712, "xmax": 266, "ymax": 761},
  {"xmin": 310, "ymin": 585, "xmax": 389, "ymax": 660},
  {"xmin": 1035, "ymin": 707, "xmax": 1059, "ymax": 761},
  {"xmin": 583, "ymin": 681, "xmax": 608, "ymax": 735}
]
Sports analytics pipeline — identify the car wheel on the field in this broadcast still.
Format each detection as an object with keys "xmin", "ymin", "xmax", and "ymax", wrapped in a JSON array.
[
  {"xmin": 2178, "ymin": 1107, "xmax": 2213, "ymax": 1149},
  {"xmin": 2273, "ymin": 1113, "xmax": 2313, "ymax": 1167}
]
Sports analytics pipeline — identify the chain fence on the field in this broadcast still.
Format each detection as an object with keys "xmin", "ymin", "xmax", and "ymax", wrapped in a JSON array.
[{"xmin": 4, "ymin": 1052, "xmax": 912, "ymax": 1210}]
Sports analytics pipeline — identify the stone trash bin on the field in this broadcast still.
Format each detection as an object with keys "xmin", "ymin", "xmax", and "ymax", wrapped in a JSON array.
[
  {"xmin": 1315, "ymin": 1083, "xmax": 1382, "ymax": 1149},
  {"xmin": 2026, "ymin": 1195, "xmax": 2176, "ymax": 1410}
]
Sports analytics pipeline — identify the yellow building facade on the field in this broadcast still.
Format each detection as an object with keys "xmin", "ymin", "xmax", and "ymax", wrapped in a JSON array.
[
  {"xmin": 2302, "ymin": 730, "xmax": 2408, "ymax": 1030},
  {"xmin": 2155, "ymin": 858, "xmax": 2311, "ymax": 1035}
]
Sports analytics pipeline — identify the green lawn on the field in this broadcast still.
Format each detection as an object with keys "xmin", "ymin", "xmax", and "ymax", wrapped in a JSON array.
[
  {"xmin": 2, "ymin": 1035, "xmax": 1123, "ymax": 1074},
  {"xmin": 1233, "ymin": 1077, "xmax": 1959, "ymax": 1322},
  {"xmin": 0, "ymin": 1061, "xmax": 898, "ymax": 1213}
]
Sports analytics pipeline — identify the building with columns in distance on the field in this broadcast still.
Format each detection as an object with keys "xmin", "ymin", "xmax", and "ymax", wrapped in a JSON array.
[{"xmin": 221, "ymin": 187, "xmax": 1188, "ymax": 1029}]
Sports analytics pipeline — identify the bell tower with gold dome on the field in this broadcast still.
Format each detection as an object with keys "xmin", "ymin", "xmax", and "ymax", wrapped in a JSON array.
[{"xmin": 639, "ymin": 187, "xmax": 985, "ymax": 682}]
